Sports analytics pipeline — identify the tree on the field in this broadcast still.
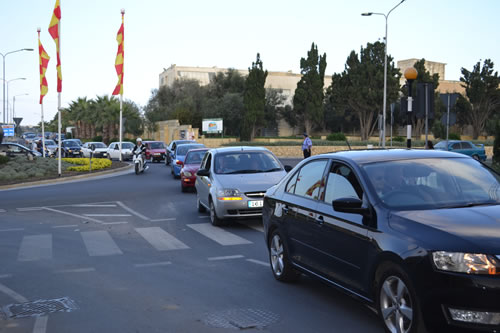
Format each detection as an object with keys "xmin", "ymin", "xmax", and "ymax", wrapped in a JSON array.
[
  {"xmin": 458, "ymin": 59, "xmax": 500, "ymax": 139},
  {"xmin": 327, "ymin": 42, "xmax": 400, "ymax": 141},
  {"xmin": 242, "ymin": 53, "xmax": 268, "ymax": 141},
  {"xmin": 293, "ymin": 43, "xmax": 327, "ymax": 134}
]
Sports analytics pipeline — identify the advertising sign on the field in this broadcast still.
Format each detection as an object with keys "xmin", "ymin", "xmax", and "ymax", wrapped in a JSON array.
[
  {"xmin": 1, "ymin": 124, "xmax": 15, "ymax": 137},
  {"xmin": 202, "ymin": 118, "xmax": 223, "ymax": 134}
]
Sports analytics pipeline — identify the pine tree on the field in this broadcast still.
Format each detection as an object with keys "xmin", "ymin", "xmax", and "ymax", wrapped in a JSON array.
[{"xmin": 242, "ymin": 53, "xmax": 268, "ymax": 141}]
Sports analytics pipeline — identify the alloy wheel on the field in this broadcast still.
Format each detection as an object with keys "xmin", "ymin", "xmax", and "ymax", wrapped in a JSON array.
[
  {"xmin": 380, "ymin": 276, "xmax": 414, "ymax": 333},
  {"xmin": 270, "ymin": 234, "xmax": 284, "ymax": 276}
]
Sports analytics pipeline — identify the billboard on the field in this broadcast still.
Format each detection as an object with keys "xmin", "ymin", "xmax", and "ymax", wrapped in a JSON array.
[
  {"xmin": 1, "ymin": 124, "xmax": 15, "ymax": 137},
  {"xmin": 202, "ymin": 118, "xmax": 223, "ymax": 134}
]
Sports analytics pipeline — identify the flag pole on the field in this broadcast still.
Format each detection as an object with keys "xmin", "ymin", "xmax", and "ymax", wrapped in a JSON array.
[
  {"xmin": 57, "ymin": 7, "xmax": 62, "ymax": 177},
  {"xmin": 41, "ymin": 103, "xmax": 46, "ymax": 157},
  {"xmin": 119, "ymin": 94, "xmax": 123, "ymax": 161}
]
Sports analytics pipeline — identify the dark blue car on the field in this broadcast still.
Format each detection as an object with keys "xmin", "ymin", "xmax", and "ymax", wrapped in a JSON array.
[{"xmin": 435, "ymin": 140, "xmax": 487, "ymax": 161}]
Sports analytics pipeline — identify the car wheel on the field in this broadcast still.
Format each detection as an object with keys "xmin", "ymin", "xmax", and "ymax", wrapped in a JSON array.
[
  {"xmin": 376, "ymin": 263, "xmax": 424, "ymax": 333},
  {"xmin": 209, "ymin": 199, "xmax": 223, "ymax": 226},
  {"xmin": 197, "ymin": 196, "xmax": 206, "ymax": 212},
  {"xmin": 269, "ymin": 230, "xmax": 300, "ymax": 282}
]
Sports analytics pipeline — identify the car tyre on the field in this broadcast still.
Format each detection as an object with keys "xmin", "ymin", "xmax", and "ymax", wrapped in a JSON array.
[
  {"xmin": 197, "ymin": 196, "xmax": 206, "ymax": 213},
  {"xmin": 375, "ymin": 263, "xmax": 425, "ymax": 333},
  {"xmin": 268, "ymin": 230, "xmax": 300, "ymax": 282},
  {"xmin": 209, "ymin": 199, "xmax": 223, "ymax": 226}
]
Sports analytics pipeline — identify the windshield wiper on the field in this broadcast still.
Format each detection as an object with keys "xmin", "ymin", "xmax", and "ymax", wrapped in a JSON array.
[
  {"xmin": 263, "ymin": 168, "xmax": 282, "ymax": 172},
  {"xmin": 224, "ymin": 169, "xmax": 263, "ymax": 174},
  {"xmin": 439, "ymin": 202, "xmax": 498, "ymax": 209}
]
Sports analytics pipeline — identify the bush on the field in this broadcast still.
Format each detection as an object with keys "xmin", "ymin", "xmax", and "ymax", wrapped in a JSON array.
[
  {"xmin": 493, "ymin": 124, "xmax": 500, "ymax": 166},
  {"xmin": 393, "ymin": 136, "xmax": 405, "ymax": 142},
  {"xmin": 92, "ymin": 135, "xmax": 103, "ymax": 142},
  {"xmin": 327, "ymin": 132, "xmax": 347, "ymax": 141},
  {"xmin": 449, "ymin": 133, "xmax": 461, "ymax": 140},
  {"xmin": 65, "ymin": 132, "xmax": 73, "ymax": 139},
  {"xmin": 432, "ymin": 122, "xmax": 446, "ymax": 139},
  {"xmin": 0, "ymin": 155, "xmax": 8, "ymax": 165},
  {"xmin": 63, "ymin": 158, "xmax": 112, "ymax": 171}
]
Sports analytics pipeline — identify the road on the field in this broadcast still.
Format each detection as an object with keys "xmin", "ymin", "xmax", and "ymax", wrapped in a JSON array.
[{"xmin": 0, "ymin": 160, "xmax": 382, "ymax": 333}]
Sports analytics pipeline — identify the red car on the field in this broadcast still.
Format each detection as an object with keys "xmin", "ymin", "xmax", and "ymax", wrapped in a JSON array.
[
  {"xmin": 144, "ymin": 141, "xmax": 166, "ymax": 162},
  {"xmin": 180, "ymin": 148, "xmax": 209, "ymax": 192}
]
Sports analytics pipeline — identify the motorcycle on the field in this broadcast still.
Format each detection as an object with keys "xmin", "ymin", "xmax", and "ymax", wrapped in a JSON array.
[{"xmin": 133, "ymin": 152, "xmax": 147, "ymax": 175}]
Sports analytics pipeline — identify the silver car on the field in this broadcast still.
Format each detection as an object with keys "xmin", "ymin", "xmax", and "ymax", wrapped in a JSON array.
[{"xmin": 195, "ymin": 147, "xmax": 290, "ymax": 226}]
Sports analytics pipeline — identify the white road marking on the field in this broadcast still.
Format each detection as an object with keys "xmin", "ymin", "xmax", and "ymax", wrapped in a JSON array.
[
  {"xmin": 187, "ymin": 223, "xmax": 253, "ymax": 246},
  {"xmin": 150, "ymin": 218, "xmax": 176, "ymax": 222},
  {"xmin": 81, "ymin": 231, "xmax": 123, "ymax": 256},
  {"xmin": 116, "ymin": 201, "xmax": 150, "ymax": 221},
  {"xmin": 43, "ymin": 207, "xmax": 103, "ymax": 224},
  {"xmin": 134, "ymin": 261, "xmax": 172, "ymax": 268},
  {"xmin": 0, "ymin": 282, "xmax": 28, "ymax": 302},
  {"xmin": 198, "ymin": 216, "xmax": 210, "ymax": 219},
  {"xmin": 0, "ymin": 209, "xmax": 6, "ymax": 213},
  {"xmin": 208, "ymin": 255, "xmax": 244, "ymax": 261},
  {"xmin": 0, "ymin": 274, "xmax": 13, "ymax": 279},
  {"xmin": 18, "ymin": 234, "xmax": 52, "ymax": 261},
  {"xmin": 17, "ymin": 207, "xmax": 43, "ymax": 212},
  {"xmin": 166, "ymin": 202, "xmax": 177, "ymax": 214},
  {"xmin": 52, "ymin": 225, "xmax": 79, "ymax": 229},
  {"xmin": 248, "ymin": 224, "xmax": 264, "ymax": 233},
  {"xmin": 33, "ymin": 316, "xmax": 48, "ymax": 333},
  {"xmin": 0, "ymin": 228, "xmax": 25, "ymax": 232},
  {"xmin": 54, "ymin": 267, "xmax": 96, "ymax": 274},
  {"xmin": 83, "ymin": 214, "xmax": 132, "ymax": 217},
  {"xmin": 102, "ymin": 221, "xmax": 129, "ymax": 225},
  {"xmin": 246, "ymin": 259, "xmax": 270, "ymax": 267},
  {"xmin": 71, "ymin": 204, "xmax": 117, "ymax": 208},
  {"xmin": 136, "ymin": 227, "xmax": 189, "ymax": 251}
]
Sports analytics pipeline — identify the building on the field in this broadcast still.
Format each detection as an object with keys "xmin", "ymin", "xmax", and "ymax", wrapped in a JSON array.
[{"xmin": 159, "ymin": 65, "xmax": 332, "ymax": 136}]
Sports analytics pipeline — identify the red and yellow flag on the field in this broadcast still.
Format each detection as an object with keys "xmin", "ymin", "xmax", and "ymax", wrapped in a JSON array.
[
  {"xmin": 48, "ymin": 0, "xmax": 62, "ymax": 92},
  {"xmin": 112, "ymin": 10, "xmax": 124, "ymax": 96},
  {"xmin": 38, "ymin": 29, "xmax": 50, "ymax": 104}
]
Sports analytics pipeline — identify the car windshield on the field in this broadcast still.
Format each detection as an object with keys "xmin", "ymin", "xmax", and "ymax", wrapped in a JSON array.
[
  {"xmin": 44, "ymin": 140, "xmax": 56, "ymax": 145},
  {"xmin": 185, "ymin": 150, "xmax": 207, "ymax": 164},
  {"xmin": 64, "ymin": 141, "xmax": 79, "ymax": 147},
  {"xmin": 214, "ymin": 151, "xmax": 282, "ymax": 174},
  {"xmin": 176, "ymin": 144, "xmax": 204, "ymax": 156},
  {"xmin": 148, "ymin": 142, "xmax": 164, "ymax": 149},
  {"xmin": 363, "ymin": 158, "xmax": 500, "ymax": 210},
  {"xmin": 434, "ymin": 141, "xmax": 448, "ymax": 149},
  {"xmin": 122, "ymin": 143, "xmax": 134, "ymax": 149},
  {"xmin": 91, "ymin": 142, "xmax": 107, "ymax": 148}
]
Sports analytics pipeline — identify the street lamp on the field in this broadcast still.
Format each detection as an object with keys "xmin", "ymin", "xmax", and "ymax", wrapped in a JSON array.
[
  {"xmin": 13, "ymin": 93, "xmax": 29, "ymax": 122},
  {"xmin": 0, "ymin": 48, "xmax": 34, "ymax": 123},
  {"xmin": 361, "ymin": 0, "xmax": 405, "ymax": 148},
  {"xmin": 404, "ymin": 67, "xmax": 418, "ymax": 148},
  {"xmin": 3, "ymin": 78, "xmax": 26, "ymax": 123}
]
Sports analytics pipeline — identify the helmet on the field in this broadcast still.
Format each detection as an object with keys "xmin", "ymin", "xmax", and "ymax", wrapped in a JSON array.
[{"xmin": 136, "ymin": 138, "xmax": 142, "ymax": 143}]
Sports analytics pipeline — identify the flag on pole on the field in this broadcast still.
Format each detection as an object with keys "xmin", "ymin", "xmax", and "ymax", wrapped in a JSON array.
[
  {"xmin": 38, "ymin": 29, "xmax": 50, "ymax": 104},
  {"xmin": 48, "ymin": 0, "xmax": 62, "ymax": 92},
  {"xmin": 112, "ymin": 10, "xmax": 124, "ymax": 96}
]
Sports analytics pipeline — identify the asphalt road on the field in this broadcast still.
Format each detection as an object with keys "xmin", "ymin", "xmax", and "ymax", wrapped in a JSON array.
[{"xmin": 0, "ymin": 160, "xmax": 383, "ymax": 333}]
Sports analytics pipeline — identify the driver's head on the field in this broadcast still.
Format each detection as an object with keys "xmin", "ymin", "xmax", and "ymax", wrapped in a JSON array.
[{"xmin": 136, "ymin": 138, "xmax": 142, "ymax": 145}]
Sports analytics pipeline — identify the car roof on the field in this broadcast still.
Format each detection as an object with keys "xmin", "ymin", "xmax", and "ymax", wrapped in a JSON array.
[
  {"xmin": 186, "ymin": 148, "xmax": 210, "ymax": 153},
  {"xmin": 311, "ymin": 149, "xmax": 469, "ymax": 165},
  {"xmin": 210, "ymin": 146, "xmax": 272, "ymax": 154}
]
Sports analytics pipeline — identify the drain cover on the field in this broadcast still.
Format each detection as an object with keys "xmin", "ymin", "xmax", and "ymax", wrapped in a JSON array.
[
  {"xmin": 2, "ymin": 297, "xmax": 78, "ymax": 319},
  {"xmin": 203, "ymin": 308, "xmax": 279, "ymax": 329}
]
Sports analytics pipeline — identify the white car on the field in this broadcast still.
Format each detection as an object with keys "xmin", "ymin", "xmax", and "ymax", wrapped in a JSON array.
[
  {"xmin": 81, "ymin": 142, "xmax": 108, "ymax": 158},
  {"xmin": 107, "ymin": 142, "xmax": 134, "ymax": 161}
]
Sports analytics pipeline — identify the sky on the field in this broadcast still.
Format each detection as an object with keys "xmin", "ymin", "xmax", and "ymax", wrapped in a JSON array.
[{"xmin": 1, "ymin": 0, "xmax": 499, "ymax": 126}]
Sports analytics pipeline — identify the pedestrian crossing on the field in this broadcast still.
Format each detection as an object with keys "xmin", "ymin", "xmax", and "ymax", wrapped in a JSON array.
[{"xmin": 1, "ymin": 223, "xmax": 261, "ymax": 263}]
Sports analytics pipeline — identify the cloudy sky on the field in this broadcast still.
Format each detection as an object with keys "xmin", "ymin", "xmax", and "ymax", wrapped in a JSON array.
[{"xmin": 1, "ymin": 0, "xmax": 499, "ymax": 126}]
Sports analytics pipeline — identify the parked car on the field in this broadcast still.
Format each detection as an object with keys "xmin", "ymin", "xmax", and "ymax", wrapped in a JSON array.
[
  {"xmin": 107, "ymin": 142, "xmax": 134, "ymax": 161},
  {"xmin": 195, "ymin": 146, "xmax": 290, "ymax": 226},
  {"xmin": 144, "ymin": 141, "xmax": 166, "ymax": 162},
  {"xmin": 434, "ymin": 140, "xmax": 487, "ymax": 161},
  {"xmin": 61, "ymin": 140, "xmax": 83, "ymax": 157},
  {"xmin": 180, "ymin": 148, "xmax": 209, "ymax": 192},
  {"xmin": 65, "ymin": 138, "xmax": 82, "ymax": 146},
  {"xmin": 165, "ymin": 140, "xmax": 196, "ymax": 165},
  {"xmin": 23, "ymin": 133, "xmax": 36, "ymax": 146},
  {"xmin": 52, "ymin": 133, "xmax": 66, "ymax": 143},
  {"xmin": 262, "ymin": 149, "xmax": 500, "ymax": 333},
  {"xmin": 43, "ymin": 139, "xmax": 58, "ymax": 156},
  {"xmin": 0, "ymin": 143, "xmax": 41, "ymax": 157},
  {"xmin": 171, "ymin": 144, "xmax": 205, "ymax": 178},
  {"xmin": 81, "ymin": 142, "xmax": 108, "ymax": 158}
]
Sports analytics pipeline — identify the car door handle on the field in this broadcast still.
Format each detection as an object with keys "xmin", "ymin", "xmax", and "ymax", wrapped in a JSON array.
[{"xmin": 315, "ymin": 215, "xmax": 324, "ymax": 225}]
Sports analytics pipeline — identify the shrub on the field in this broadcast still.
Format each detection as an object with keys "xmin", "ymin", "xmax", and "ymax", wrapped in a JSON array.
[
  {"xmin": 327, "ymin": 132, "xmax": 347, "ymax": 141},
  {"xmin": 0, "ymin": 155, "xmax": 9, "ymax": 165},
  {"xmin": 393, "ymin": 136, "xmax": 405, "ymax": 142},
  {"xmin": 449, "ymin": 133, "xmax": 461, "ymax": 140},
  {"xmin": 92, "ymin": 135, "xmax": 103, "ymax": 142},
  {"xmin": 493, "ymin": 123, "xmax": 500, "ymax": 166},
  {"xmin": 432, "ymin": 122, "xmax": 446, "ymax": 139},
  {"xmin": 63, "ymin": 158, "xmax": 112, "ymax": 171}
]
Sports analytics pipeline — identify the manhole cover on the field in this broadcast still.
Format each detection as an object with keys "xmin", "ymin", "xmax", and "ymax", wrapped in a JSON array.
[
  {"xmin": 2, "ymin": 297, "xmax": 78, "ymax": 319},
  {"xmin": 203, "ymin": 308, "xmax": 279, "ymax": 329}
]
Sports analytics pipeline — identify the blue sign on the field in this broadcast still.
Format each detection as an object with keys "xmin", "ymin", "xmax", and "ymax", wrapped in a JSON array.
[{"xmin": 2, "ymin": 125, "xmax": 15, "ymax": 137}]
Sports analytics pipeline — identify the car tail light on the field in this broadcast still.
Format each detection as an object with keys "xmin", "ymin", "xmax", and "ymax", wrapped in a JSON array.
[{"xmin": 176, "ymin": 160, "xmax": 183, "ymax": 166}]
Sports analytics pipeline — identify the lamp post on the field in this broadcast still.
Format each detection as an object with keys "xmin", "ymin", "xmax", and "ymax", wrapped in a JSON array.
[
  {"xmin": 361, "ymin": 0, "xmax": 405, "ymax": 148},
  {"xmin": 13, "ymin": 93, "xmax": 29, "ymax": 122},
  {"xmin": 5, "ymin": 78, "xmax": 26, "ymax": 123},
  {"xmin": 1, "ymin": 48, "xmax": 34, "ymax": 123},
  {"xmin": 404, "ymin": 67, "xmax": 418, "ymax": 148}
]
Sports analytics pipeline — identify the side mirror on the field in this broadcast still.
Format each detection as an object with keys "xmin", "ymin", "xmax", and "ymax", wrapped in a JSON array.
[
  {"xmin": 90, "ymin": 144, "xmax": 96, "ymax": 151},
  {"xmin": 284, "ymin": 165, "xmax": 293, "ymax": 173},
  {"xmin": 332, "ymin": 197, "xmax": 369, "ymax": 215},
  {"xmin": 197, "ymin": 169, "xmax": 210, "ymax": 177},
  {"xmin": 114, "ymin": 145, "xmax": 119, "ymax": 150}
]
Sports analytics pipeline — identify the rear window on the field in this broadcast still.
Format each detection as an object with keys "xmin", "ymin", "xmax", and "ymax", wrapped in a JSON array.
[
  {"xmin": 176, "ymin": 144, "xmax": 204, "ymax": 155},
  {"xmin": 185, "ymin": 150, "xmax": 207, "ymax": 164}
]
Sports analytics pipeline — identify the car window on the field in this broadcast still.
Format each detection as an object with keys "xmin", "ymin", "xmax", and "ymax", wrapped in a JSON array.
[
  {"xmin": 292, "ymin": 160, "xmax": 328, "ymax": 200},
  {"xmin": 176, "ymin": 144, "xmax": 204, "ymax": 156},
  {"xmin": 285, "ymin": 171, "xmax": 299, "ymax": 194},
  {"xmin": 7, "ymin": 145, "xmax": 22, "ymax": 153},
  {"xmin": 185, "ymin": 150, "xmax": 207, "ymax": 164},
  {"xmin": 213, "ymin": 151, "xmax": 282, "ymax": 174},
  {"xmin": 122, "ymin": 143, "xmax": 134, "ymax": 149},
  {"xmin": 451, "ymin": 143, "xmax": 461, "ymax": 149},
  {"xmin": 45, "ymin": 140, "xmax": 56, "ymax": 145},
  {"xmin": 148, "ymin": 142, "xmax": 164, "ymax": 149},
  {"xmin": 460, "ymin": 142, "xmax": 473, "ymax": 149},
  {"xmin": 323, "ymin": 163, "xmax": 363, "ymax": 203}
]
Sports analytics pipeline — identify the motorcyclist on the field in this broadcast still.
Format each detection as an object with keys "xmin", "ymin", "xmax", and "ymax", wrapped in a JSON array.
[{"xmin": 132, "ymin": 138, "xmax": 147, "ymax": 169}]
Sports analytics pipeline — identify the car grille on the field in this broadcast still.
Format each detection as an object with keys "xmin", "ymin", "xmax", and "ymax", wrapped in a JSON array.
[
  {"xmin": 227, "ymin": 209, "xmax": 262, "ymax": 215},
  {"xmin": 245, "ymin": 191, "xmax": 266, "ymax": 199}
]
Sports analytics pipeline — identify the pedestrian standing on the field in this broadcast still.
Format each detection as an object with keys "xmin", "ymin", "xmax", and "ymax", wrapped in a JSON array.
[
  {"xmin": 425, "ymin": 140, "xmax": 434, "ymax": 149},
  {"xmin": 302, "ymin": 132, "xmax": 312, "ymax": 159}
]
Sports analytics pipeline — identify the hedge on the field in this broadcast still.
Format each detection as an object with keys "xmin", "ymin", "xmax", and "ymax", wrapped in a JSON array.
[{"xmin": 63, "ymin": 158, "xmax": 112, "ymax": 171}]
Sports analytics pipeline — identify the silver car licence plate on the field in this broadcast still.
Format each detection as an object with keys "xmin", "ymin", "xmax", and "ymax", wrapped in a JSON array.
[{"xmin": 248, "ymin": 200, "xmax": 263, "ymax": 208}]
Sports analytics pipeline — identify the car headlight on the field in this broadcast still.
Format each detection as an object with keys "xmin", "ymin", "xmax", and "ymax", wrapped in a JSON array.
[
  {"xmin": 432, "ymin": 252, "xmax": 500, "ymax": 275},
  {"xmin": 217, "ymin": 188, "xmax": 242, "ymax": 201},
  {"xmin": 183, "ymin": 171, "xmax": 192, "ymax": 177},
  {"xmin": 68, "ymin": 149, "xmax": 72, "ymax": 153}
]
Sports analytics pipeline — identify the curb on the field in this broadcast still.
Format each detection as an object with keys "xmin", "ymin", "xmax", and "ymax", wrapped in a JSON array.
[{"xmin": 0, "ymin": 163, "xmax": 133, "ymax": 191}]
